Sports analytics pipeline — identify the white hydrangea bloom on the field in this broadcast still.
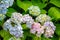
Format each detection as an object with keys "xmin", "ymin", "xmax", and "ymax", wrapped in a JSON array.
[
  {"xmin": 36, "ymin": 14, "xmax": 51, "ymax": 24},
  {"xmin": 28, "ymin": 5, "xmax": 40, "ymax": 16},
  {"xmin": 11, "ymin": 12, "xmax": 23, "ymax": 24}
]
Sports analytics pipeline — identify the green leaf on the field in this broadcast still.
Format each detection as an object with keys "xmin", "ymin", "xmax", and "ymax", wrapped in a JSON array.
[
  {"xmin": 23, "ymin": 29, "xmax": 31, "ymax": 40},
  {"xmin": 55, "ymin": 24, "xmax": 60, "ymax": 36},
  {"xmin": 17, "ymin": 0, "xmax": 47, "ymax": 12},
  {"xmin": 31, "ymin": 0, "xmax": 41, "ymax": 3},
  {"xmin": 41, "ymin": 9, "xmax": 47, "ymax": 14},
  {"xmin": 0, "ymin": 14, "xmax": 5, "ymax": 21},
  {"xmin": 8, "ymin": 37, "xmax": 21, "ymax": 40},
  {"xmin": 0, "ymin": 14, "xmax": 5, "ymax": 26},
  {"xmin": 42, "ymin": 0, "xmax": 48, "ymax": 3},
  {"xmin": 33, "ymin": 35, "xmax": 42, "ymax": 40},
  {"xmin": 6, "ymin": 8, "xmax": 16, "ymax": 17},
  {"xmin": 17, "ymin": 0, "xmax": 32, "ymax": 12},
  {"xmin": 22, "ymin": 0, "xmax": 29, "ymax": 1},
  {"xmin": 59, "ymin": 37, "xmax": 60, "ymax": 40},
  {"xmin": 33, "ymin": 36, "xmax": 39, "ymax": 40},
  {"xmin": 0, "ymin": 30, "xmax": 12, "ymax": 40},
  {"xmin": 21, "ymin": 24, "xmax": 27, "ymax": 29},
  {"xmin": 0, "ymin": 20, "xmax": 4, "ymax": 26},
  {"xmin": 48, "ymin": 7, "xmax": 60, "ymax": 20},
  {"xmin": 23, "ymin": 28, "xmax": 35, "ymax": 40},
  {"xmin": 32, "ymin": 1, "xmax": 47, "ymax": 9},
  {"xmin": 51, "ymin": 35, "xmax": 59, "ymax": 40},
  {"xmin": 41, "ymin": 36, "xmax": 51, "ymax": 40},
  {"xmin": 50, "ymin": 0, "xmax": 60, "ymax": 7}
]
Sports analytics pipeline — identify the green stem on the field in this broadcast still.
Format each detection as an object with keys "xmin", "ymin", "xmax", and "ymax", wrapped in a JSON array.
[
  {"xmin": 59, "ymin": 37, "xmax": 60, "ymax": 40},
  {"xmin": 46, "ymin": 37, "xmax": 51, "ymax": 40},
  {"xmin": 33, "ymin": 35, "xmax": 41, "ymax": 40},
  {"xmin": 39, "ymin": 35, "xmax": 41, "ymax": 40}
]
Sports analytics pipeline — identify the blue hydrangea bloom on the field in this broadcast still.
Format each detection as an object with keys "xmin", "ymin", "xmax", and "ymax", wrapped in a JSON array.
[
  {"xmin": 9, "ymin": 24, "xmax": 23, "ymax": 38},
  {"xmin": 0, "ymin": 0, "xmax": 14, "ymax": 14},
  {"xmin": 3, "ymin": 19, "xmax": 12, "ymax": 31},
  {"xmin": 3, "ymin": 19, "xmax": 23, "ymax": 38}
]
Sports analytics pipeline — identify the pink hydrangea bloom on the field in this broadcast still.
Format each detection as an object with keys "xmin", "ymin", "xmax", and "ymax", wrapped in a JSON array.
[{"xmin": 30, "ymin": 22, "xmax": 45, "ymax": 37}]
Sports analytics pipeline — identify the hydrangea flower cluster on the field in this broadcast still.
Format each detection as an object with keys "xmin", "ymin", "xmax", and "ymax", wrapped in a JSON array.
[
  {"xmin": 3, "ymin": 12, "xmax": 34, "ymax": 38},
  {"xmin": 28, "ymin": 6, "xmax": 55, "ymax": 37},
  {"xmin": 43, "ymin": 21, "xmax": 56, "ymax": 37},
  {"xmin": 3, "ymin": 19, "xmax": 23, "ymax": 38},
  {"xmin": 11, "ymin": 12, "xmax": 23, "ymax": 24},
  {"xmin": 3, "ymin": 19, "xmax": 12, "ymax": 31},
  {"xmin": 28, "ymin": 5, "xmax": 40, "ymax": 16},
  {"xmin": 11, "ymin": 13, "xmax": 34, "ymax": 28},
  {"xmin": 28, "ymin": 6, "xmax": 55, "ymax": 38},
  {"xmin": 22, "ymin": 14, "xmax": 34, "ymax": 28},
  {"xmin": 36, "ymin": 14, "xmax": 51, "ymax": 24},
  {"xmin": 0, "ymin": 0, "xmax": 14, "ymax": 14},
  {"xmin": 30, "ymin": 21, "xmax": 56, "ymax": 38},
  {"xmin": 30, "ymin": 22, "xmax": 45, "ymax": 37},
  {"xmin": 9, "ymin": 24, "xmax": 23, "ymax": 38},
  {"xmin": 3, "ymin": 11, "xmax": 56, "ymax": 38}
]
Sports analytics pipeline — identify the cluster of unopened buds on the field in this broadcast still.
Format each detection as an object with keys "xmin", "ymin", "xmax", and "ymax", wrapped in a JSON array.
[
  {"xmin": 3, "ymin": 5, "xmax": 56, "ymax": 39},
  {"xmin": 0, "ymin": 14, "xmax": 5, "ymax": 20}
]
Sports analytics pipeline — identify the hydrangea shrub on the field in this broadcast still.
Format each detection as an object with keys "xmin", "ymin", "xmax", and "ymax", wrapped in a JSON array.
[{"xmin": 0, "ymin": 0, "xmax": 60, "ymax": 40}]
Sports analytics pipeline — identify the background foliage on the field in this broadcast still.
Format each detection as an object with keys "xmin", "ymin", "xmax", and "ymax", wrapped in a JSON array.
[{"xmin": 0, "ymin": 0, "xmax": 60, "ymax": 40}]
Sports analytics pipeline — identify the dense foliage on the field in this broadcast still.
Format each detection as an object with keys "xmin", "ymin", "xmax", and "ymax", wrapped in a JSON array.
[{"xmin": 0, "ymin": 0, "xmax": 60, "ymax": 40}]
